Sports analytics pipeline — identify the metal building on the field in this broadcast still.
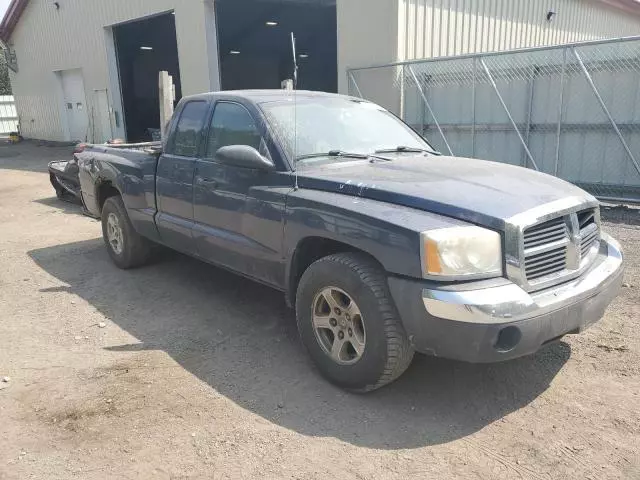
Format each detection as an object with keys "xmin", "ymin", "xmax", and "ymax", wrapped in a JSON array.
[
  {"xmin": 1, "ymin": 0, "xmax": 640, "ymax": 143},
  {"xmin": 0, "ymin": 0, "xmax": 336, "ymax": 143},
  {"xmin": 397, "ymin": 0, "xmax": 640, "ymax": 60},
  {"xmin": 339, "ymin": 0, "xmax": 640, "ymax": 109}
]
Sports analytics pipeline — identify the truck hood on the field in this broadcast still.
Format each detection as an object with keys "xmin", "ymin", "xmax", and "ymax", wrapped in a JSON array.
[{"xmin": 296, "ymin": 155, "xmax": 595, "ymax": 229}]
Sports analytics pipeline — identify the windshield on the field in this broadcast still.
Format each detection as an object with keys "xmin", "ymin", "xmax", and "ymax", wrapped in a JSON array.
[{"xmin": 260, "ymin": 97, "xmax": 434, "ymax": 164}]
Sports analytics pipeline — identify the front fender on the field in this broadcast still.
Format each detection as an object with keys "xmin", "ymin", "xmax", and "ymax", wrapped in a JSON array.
[{"xmin": 283, "ymin": 189, "xmax": 472, "ymax": 283}]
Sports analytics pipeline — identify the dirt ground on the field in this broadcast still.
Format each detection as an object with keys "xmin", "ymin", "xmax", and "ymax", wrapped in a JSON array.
[{"xmin": 0, "ymin": 141, "xmax": 639, "ymax": 480}]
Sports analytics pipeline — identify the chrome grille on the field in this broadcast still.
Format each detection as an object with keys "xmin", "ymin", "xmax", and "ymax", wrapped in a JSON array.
[
  {"xmin": 525, "ymin": 245, "xmax": 568, "ymax": 280},
  {"xmin": 578, "ymin": 209, "xmax": 599, "ymax": 258},
  {"xmin": 523, "ymin": 218, "xmax": 569, "ymax": 281},
  {"xmin": 519, "ymin": 207, "xmax": 600, "ymax": 287},
  {"xmin": 523, "ymin": 217, "xmax": 567, "ymax": 249}
]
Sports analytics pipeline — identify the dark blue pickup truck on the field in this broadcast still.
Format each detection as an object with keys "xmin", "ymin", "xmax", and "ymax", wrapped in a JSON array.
[{"xmin": 78, "ymin": 90, "xmax": 623, "ymax": 391}]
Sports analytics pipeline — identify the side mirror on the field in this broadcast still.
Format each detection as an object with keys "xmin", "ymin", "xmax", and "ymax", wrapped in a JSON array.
[{"xmin": 215, "ymin": 145, "xmax": 275, "ymax": 171}]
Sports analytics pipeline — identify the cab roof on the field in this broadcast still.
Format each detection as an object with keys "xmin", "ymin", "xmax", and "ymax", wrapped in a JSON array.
[{"xmin": 182, "ymin": 89, "xmax": 363, "ymax": 105}]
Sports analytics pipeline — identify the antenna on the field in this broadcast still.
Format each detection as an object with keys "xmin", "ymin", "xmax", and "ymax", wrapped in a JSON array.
[
  {"xmin": 290, "ymin": 32, "xmax": 299, "ymax": 191},
  {"xmin": 290, "ymin": 32, "xmax": 298, "ymax": 89}
]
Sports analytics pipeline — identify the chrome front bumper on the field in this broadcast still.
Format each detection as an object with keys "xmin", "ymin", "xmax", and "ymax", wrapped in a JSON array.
[
  {"xmin": 423, "ymin": 233, "xmax": 623, "ymax": 325},
  {"xmin": 388, "ymin": 233, "xmax": 624, "ymax": 363}
]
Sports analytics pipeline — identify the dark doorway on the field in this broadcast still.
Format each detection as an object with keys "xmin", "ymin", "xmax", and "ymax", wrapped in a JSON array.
[
  {"xmin": 215, "ymin": 0, "xmax": 337, "ymax": 93},
  {"xmin": 114, "ymin": 13, "xmax": 182, "ymax": 142}
]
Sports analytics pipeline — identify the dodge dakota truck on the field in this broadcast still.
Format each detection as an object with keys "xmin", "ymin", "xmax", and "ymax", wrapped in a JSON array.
[{"xmin": 77, "ymin": 90, "xmax": 624, "ymax": 392}]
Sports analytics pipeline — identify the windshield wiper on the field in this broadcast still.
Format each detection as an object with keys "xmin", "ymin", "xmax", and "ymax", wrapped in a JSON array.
[
  {"xmin": 375, "ymin": 146, "xmax": 439, "ymax": 155},
  {"xmin": 296, "ymin": 150, "xmax": 371, "ymax": 161},
  {"xmin": 296, "ymin": 150, "xmax": 396, "ymax": 163}
]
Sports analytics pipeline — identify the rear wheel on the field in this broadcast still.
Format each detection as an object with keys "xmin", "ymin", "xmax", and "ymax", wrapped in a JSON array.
[
  {"xmin": 101, "ymin": 196, "xmax": 151, "ymax": 269},
  {"xmin": 296, "ymin": 253, "xmax": 414, "ymax": 392}
]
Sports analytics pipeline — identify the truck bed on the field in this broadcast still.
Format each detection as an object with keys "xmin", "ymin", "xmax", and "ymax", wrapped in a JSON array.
[
  {"xmin": 77, "ymin": 142, "xmax": 161, "ymax": 241},
  {"xmin": 85, "ymin": 141, "xmax": 162, "ymax": 155}
]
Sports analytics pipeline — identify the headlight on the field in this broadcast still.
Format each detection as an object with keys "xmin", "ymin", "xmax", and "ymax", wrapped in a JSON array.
[{"xmin": 421, "ymin": 226, "xmax": 502, "ymax": 279}]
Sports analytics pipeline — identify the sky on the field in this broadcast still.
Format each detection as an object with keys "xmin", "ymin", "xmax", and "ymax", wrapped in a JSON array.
[{"xmin": 0, "ymin": 0, "xmax": 10, "ymax": 22}]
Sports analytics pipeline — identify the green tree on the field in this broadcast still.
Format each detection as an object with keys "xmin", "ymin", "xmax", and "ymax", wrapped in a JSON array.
[{"xmin": 0, "ymin": 54, "xmax": 12, "ymax": 95}]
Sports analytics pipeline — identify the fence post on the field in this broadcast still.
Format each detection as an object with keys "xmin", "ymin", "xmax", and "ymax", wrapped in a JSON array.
[
  {"xmin": 554, "ymin": 48, "xmax": 567, "ymax": 176},
  {"xmin": 571, "ymin": 47, "xmax": 640, "ymax": 176},
  {"xmin": 399, "ymin": 65, "xmax": 405, "ymax": 120},
  {"xmin": 471, "ymin": 57, "xmax": 477, "ymax": 157},
  {"xmin": 479, "ymin": 58, "xmax": 539, "ymax": 171},
  {"xmin": 348, "ymin": 71, "xmax": 364, "ymax": 98},
  {"xmin": 407, "ymin": 65, "xmax": 454, "ymax": 156},
  {"xmin": 523, "ymin": 66, "xmax": 538, "ymax": 167}
]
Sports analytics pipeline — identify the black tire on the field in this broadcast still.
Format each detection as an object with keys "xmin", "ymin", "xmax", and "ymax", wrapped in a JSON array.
[
  {"xmin": 101, "ymin": 196, "xmax": 151, "ymax": 269},
  {"xmin": 296, "ymin": 253, "xmax": 414, "ymax": 392}
]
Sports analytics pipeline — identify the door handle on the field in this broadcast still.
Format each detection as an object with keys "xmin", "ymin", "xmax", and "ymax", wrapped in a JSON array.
[{"xmin": 196, "ymin": 177, "xmax": 218, "ymax": 188}]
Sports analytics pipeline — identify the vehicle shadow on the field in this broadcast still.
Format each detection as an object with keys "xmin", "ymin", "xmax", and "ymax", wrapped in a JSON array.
[
  {"xmin": 28, "ymin": 239, "xmax": 571, "ymax": 450},
  {"xmin": 34, "ymin": 196, "xmax": 85, "ymax": 214}
]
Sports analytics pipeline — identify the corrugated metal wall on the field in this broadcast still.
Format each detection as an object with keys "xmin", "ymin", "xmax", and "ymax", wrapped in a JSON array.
[
  {"xmin": 337, "ymin": 0, "xmax": 400, "ymax": 95},
  {"xmin": 349, "ymin": 37, "xmax": 640, "ymax": 201},
  {"xmin": 10, "ymin": 0, "xmax": 640, "ymax": 141},
  {"xmin": 399, "ymin": 0, "xmax": 640, "ymax": 61},
  {"xmin": 8, "ymin": 0, "xmax": 219, "ymax": 142}
]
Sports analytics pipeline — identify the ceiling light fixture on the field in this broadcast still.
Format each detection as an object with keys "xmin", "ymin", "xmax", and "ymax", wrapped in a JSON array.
[
  {"xmin": 299, "ymin": 54, "xmax": 309, "ymax": 58},
  {"xmin": 140, "ymin": 46, "xmax": 153, "ymax": 50},
  {"xmin": 230, "ymin": 50, "xmax": 241, "ymax": 55},
  {"xmin": 266, "ymin": 21, "xmax": 278, "ymax": 26}
]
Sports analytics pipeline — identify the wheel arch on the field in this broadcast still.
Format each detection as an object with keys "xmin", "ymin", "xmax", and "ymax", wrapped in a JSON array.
[
  {"xmin": 95, "ymin": 180, "xmax": 122, "ymax": 214},
  {"xmin": 286, "ymin": 236, "xmax": 384, "ymax": 308}
]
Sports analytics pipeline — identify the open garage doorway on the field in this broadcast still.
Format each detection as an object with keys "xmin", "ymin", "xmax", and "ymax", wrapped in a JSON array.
[
  {"xmin": 113, "ymin": 12, "xmax": 182, "ymax": 142},
  {"xmin": 215, "ymin": 0, "xmax": 337, "ymax": 93}
]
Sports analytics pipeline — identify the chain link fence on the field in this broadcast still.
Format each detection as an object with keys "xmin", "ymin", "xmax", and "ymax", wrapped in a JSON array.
[{"xmin": 348, "ymin": 36, "xmax": 640, "ymax": 203}]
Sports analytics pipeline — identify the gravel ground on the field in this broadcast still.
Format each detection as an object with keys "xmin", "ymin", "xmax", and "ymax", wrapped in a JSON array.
[{"xmin": 0, "ymin": 142, "xmax": 639, "ymax": 479}]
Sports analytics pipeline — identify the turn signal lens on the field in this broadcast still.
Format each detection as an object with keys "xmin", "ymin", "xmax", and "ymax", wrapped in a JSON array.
[{"xmin": 425, "ymin": 238, "xmax": 442, "ymax": 274}]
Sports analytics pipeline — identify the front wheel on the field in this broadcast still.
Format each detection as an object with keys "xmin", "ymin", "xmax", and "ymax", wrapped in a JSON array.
[
  {"xmin": 296, "ymin": 253, "xmax": 414, "ymax": 392},
  {"xmin": 101, "ymin": 196, "xmax": 151, "ymax": 269}
]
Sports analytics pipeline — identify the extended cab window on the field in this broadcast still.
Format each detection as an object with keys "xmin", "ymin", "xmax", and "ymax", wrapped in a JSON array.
[
  {"xmin": 171, "ymin": 101, "xmax": 209, "ymax": 157},
  {"xmin": 206, "ymin": 102, "xmax": 262, "ymax": 158}
]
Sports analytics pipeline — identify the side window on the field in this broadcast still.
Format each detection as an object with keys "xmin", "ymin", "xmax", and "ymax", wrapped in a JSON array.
[
  {"xmin": 171, "ymin": 101, "xmax": 209, "ymax": 157},
  {"xmin": 206, "ymin": 103, "xmax": 262, "ymax": 158}
]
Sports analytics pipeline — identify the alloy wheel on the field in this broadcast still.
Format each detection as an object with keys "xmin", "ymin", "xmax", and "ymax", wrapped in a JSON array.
[{"xmin": 312, "ymin": 287, "xmax": 366, "ymax": 365}]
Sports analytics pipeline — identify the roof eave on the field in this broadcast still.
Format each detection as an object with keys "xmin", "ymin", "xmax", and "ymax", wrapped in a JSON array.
[
  {"xmin": 594, "ymin": 0, "xmax": 640, "ymax": 15},
  {"xmin": 0, "ymin": 0, "xmax": 29, "ymax": 44}
]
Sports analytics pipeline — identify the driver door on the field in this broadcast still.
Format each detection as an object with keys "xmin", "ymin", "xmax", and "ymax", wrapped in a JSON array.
[
  {"xmin": 156, "ymin": 100, "xmax": 210, "ymax": 254},
  {"xmin": 192, "ymin": 101, "xmax": 286, "ymax": 286}
]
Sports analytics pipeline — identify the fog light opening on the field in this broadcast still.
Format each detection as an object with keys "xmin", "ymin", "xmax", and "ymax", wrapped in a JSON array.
[{"xmin": 494, "ymin": 326, "xmax": 522, "ymax": 353}]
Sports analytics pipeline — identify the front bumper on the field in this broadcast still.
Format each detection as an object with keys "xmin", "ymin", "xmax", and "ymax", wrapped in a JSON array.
[{"xmin": 388, "ymin": 233, "xmax": 624, "ymax": 363}]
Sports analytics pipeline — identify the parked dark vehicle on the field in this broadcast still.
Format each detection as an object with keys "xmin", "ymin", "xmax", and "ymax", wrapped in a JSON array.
[
  {"xmin": 77, "ymin": 90, "xmax": 624, "ymax": 392},
  {"xmin": 49, "ymin": 154, "xmax": 82, "ymax": 202}
]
